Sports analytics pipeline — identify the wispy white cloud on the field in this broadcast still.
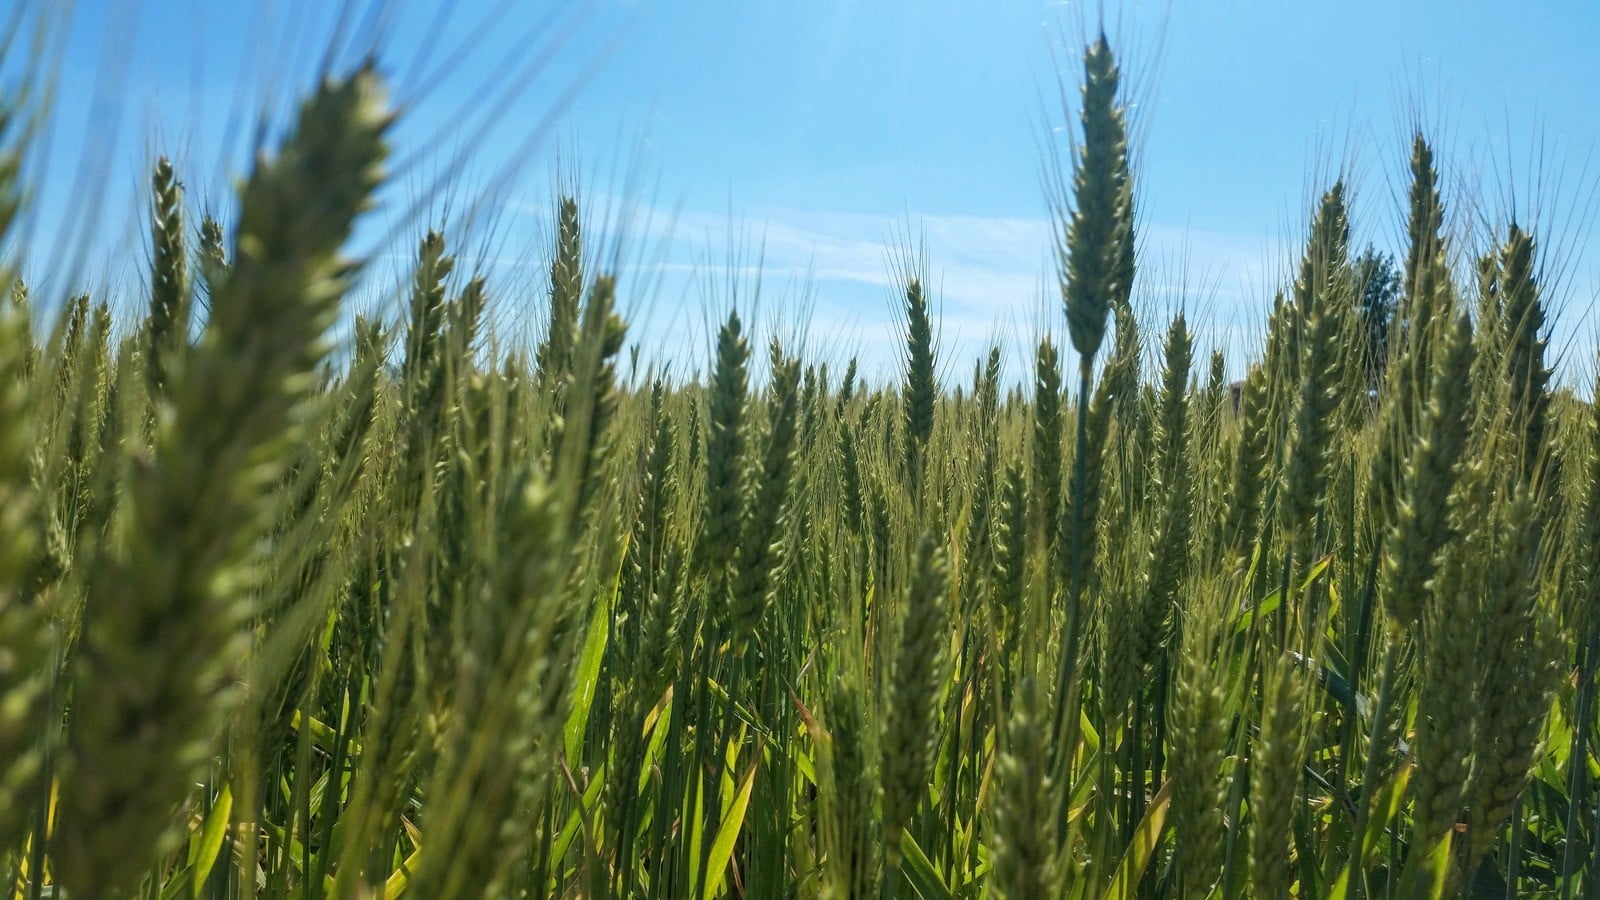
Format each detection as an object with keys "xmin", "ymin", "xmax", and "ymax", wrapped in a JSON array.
[{"xmin": 509, "ymin": 193, "xmax": 1294, "ymax": 383}]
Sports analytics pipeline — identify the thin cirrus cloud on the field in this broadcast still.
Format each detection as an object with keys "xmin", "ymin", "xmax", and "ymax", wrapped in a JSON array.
[{"xmin": 512, "ymin": 193, "xmax": 1289, "ymax": 385}]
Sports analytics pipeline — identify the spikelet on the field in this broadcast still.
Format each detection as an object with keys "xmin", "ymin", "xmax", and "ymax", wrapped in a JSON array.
[
  {"xmin": 278, "ymin": 313, "xmax": 385, "ymax": 531},
  {"xmin": 620, "ymin": 380, "xmax": 674, "ymax": 655},
  {"xmin": 1399, "ymin": 135, "xmax": 1449, "ymax": 383},
  {"xmin": 702, "ymin": 309, "xmax": 750, "ymax": 619},
  {"xmin": 1367, "ymin": 167, "xmax": 1448, "ymax": 529},
  {"xmin": 1058, "ymin": 312, "xmax": 1135, "ymax": 595},
  {"xmin": 1378, "ymin": 313, "xmax": 1474, "ymax": 628},
  {"xmin": 1138, "ymin": 312, "xmax": 1194, "ymax": 665},
  {"xmin": 47, "ymin": 293, "xmax": 88, "ymax": 425},
  {"xmin": 1225, "ymin": 366, "xmax": 1270, "ymax": 565},
  {"xmin": 962, "ymin": 346, "xmax": 1003, "ymax": 594},
  {"xmin": 401, "ymin": 230, "xmax": 455, "ymax": 456},
  {"xmin": 731, "ymin": 340, "xmax": 801, "ymax": 645},
  {"xmin": 1120, "ymin": 318, "xmax": 1196, "ymax": 711},
  {"xmin": 553, "ymin": 273, "xmax": 626, "ymax": 532},
  {"xmin": 1198, "ymin": 348, "xmax": 1227, "ymax": 454},
  {"xmin": 8, "ymin": 279, "xmax": 35, "ymax": 379},
  {"xmin": 535, "ymin": 195, "xmax": 583, "ymax": 397},
  {"xmin": 1250, "ymin": 646, "xmax": 1311, "ymax": 899},
  {"xmin": 977, "ymin": 345, "xmax": 1002, "ymax": 423},
  {"xmin": 145, "ymin": 157, "xmax": 189, "ymax": 397},
  {"xmin": 50, "ymin": 300, "xmax": 111, "ymax": 548},
  {"xmin": 835, "ymin": 356, "xmax": 858, "ymax": 420},
  {"xmin": 1495, "ymin": 224, "xmax": 1553, "ymax": 493},
  {"xmin": 820, "ymin": 671, "xmax": 881, "ymax": 900},
  {"xmin": 799, "ymin": 362, "xmax": 822, "ymax": 449},
  {"xmin": 326, "ymin": 544, "xmax": 428, "ymax": 893},
  {"xmin": 1576, "ymin": 357, "xmax": 1600, "ymax": 641},
  {"xmin": 56, "ymin": 65, "xmax": 391, "ymax": 896},
  {"xmin": 1469, "ymin": 248, "xmax": 1503, "ymax": 418},
  {"xmin": 409, "ymin": 471, "xmax": 576, "ymax": 898},
  {"xmin": 1280, "ymin": 184, "xmax": 1349, "ymax": 543},
  {"xmin": 1260, "ymin": 293, "xmax": 1298, "ymax": 445},
  {"xmin": 1106, "ymin": 294, "xmax": 1143, "ymax": 426},
  {"xmin": 250, "ymin": 317, "xmax": 386, "ymax": 738},
  {"xmin": 1057, "ymin": 34, "xmax": 1133, "ymax": 362},
  {"xmin": 1410, "ymin": 459, "xmax": 1488, "ymax": 844},
  {"xmin": 988, "ymin": 675, "xmax": 1057, "ymax": 899},
  {"xmin": 838, "ymin": 412, "xmax": 865, "ymax": 530},
  {"xmin": 989, "ymin": 462, "xmax": 1026, "ymax": 669},
  {"xmin": 1099, "ymin": 549, "xmax": 1144, "ymax": 724},
  {"xmin": 882, "ymin": 532, "xmax": 950, "ymax": 863},
  {"xmin": 627, "ymin": 386, "xmax": 683, "ymax": 699},
  {"xmin": 447, "ymin": 274, "xmax": 488, "ymax": 365},
  {"xmin": 1032, "ymin": 336, "xmax": 1063, "ymax": 554},
  {"xmin": 866, "ymin": 469, "xmax": 895, "ymax": 595},
  {"xmin": 902, "ymin": 277, "xmax": 937, "ymax": 496},
  {"xmin": 1169, "ymin": 588, "xmax": 1231, "ymax": 899},
  {"xmin": 1461, "ymin": 487, "xmax": 1564, "ymax": 869},
  {"xmin": 196, "ymin": 213, "xmax": 228, "ymax": 314},
  {"xmin": 0, "ymin": 277, "xmax": 49, "ymax": 851}
]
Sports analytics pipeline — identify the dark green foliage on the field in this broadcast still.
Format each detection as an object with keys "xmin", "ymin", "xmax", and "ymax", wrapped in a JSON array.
[{"xmin": 1351, "ymin": 244, "xmax": 1399, "ymax": 390}]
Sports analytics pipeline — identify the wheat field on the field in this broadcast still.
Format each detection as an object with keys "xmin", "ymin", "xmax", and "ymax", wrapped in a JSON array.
[{"xmin": 1, "ymin": 12, "xmax": 1598, "ymax": 900}]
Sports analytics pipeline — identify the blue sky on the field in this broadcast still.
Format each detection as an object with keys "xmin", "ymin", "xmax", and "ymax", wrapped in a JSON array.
[{"xmin": 15, "ymin": 0, "xmax": 1600, "ymax": 385}]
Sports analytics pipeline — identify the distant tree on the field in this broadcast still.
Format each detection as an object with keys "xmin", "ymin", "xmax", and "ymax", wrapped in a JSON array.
[{"xmin": 1351, "ymin": 245, "xmax": 1400, "ymax": 389}]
